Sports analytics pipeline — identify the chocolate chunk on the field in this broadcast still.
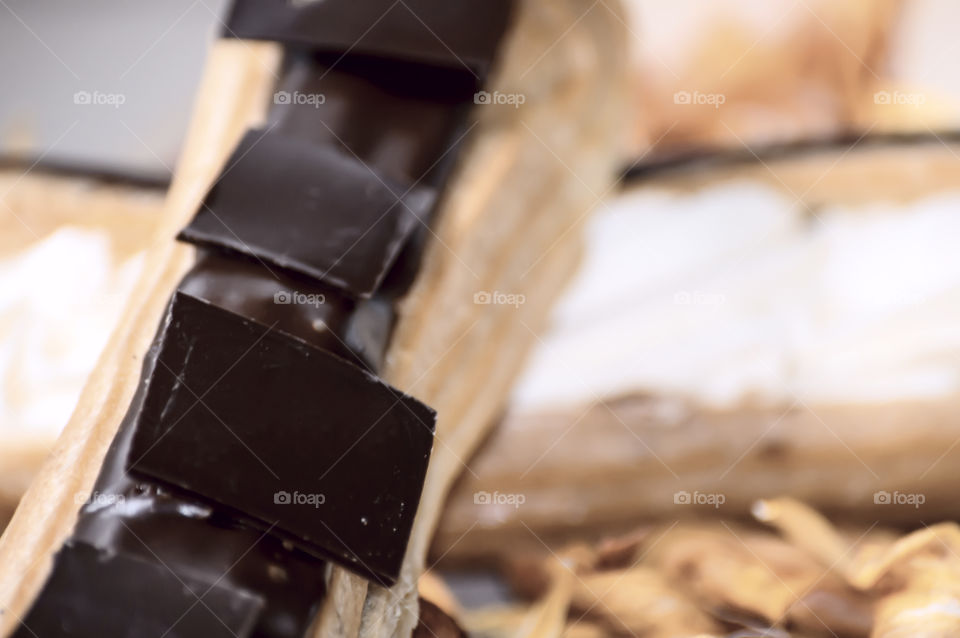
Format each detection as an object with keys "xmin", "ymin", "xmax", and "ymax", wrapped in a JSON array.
[
  {"xmin": 224, "ymin": 0, "xmax": 514, "ymax": 77},
  {"xmin": 74, "ymin": 322, "xmax": 328, "ymax": 638},
  {"xmin": 178, "ymin": 128, "xmax": 433, "ymax": 298},
  {"xmin": 125, "ymin": 292, "xmax": 435, "ymax": 585},
  {"xmin": 12, "ymin": 541, "xmax": 264, "ymax": 638}
]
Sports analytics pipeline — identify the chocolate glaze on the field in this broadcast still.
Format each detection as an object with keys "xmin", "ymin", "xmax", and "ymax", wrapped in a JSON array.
[
  {"xmin": 14, "ymin": 2, "xmax": 513, "ymax": 636},
  {"xmin": 12, "ymin": 541, "xmax": 264, "ymax": 638},
  {"xmin": 180, "ymin": 248, "xmax": 405, "ymax": 372},
  {"xmin": 179, "ymin": 249, "xmax": 369, "ymax": 363}
]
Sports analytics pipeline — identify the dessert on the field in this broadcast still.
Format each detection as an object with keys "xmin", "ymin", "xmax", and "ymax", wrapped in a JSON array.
[{"xmin": 0, "ymin": 1, "xmax": 629, "ymax": 637}]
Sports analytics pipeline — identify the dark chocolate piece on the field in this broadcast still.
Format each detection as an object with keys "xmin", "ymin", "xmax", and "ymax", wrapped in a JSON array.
[
  {"xmin": 126, "ymin": 292, "xmax": 435, "ymax": 585},
  {"xmin": 178, "ymin": 249, "xmax": 393, "ymax": 370},
  {"xmin": 73, "ymin": 323, "xmax": 329, "ymax": 638},
  {"xmin": 178, "ymin": 129, "xmax": 432, "ymax": 298},
  {"xmin": 224, "ymin": 0, "xmax": 514, "ymax": 77},
  {"xmin": 12, "ymin": 541, "xmax": 264, "ymax": 638}
]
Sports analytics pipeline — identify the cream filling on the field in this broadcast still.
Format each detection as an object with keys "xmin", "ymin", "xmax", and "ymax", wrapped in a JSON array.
[
  {"xmin": 0, "ymin": 227, "xmax": 142, "ymax": 437},
  {"xmin": 512, "ymin": 181, "xmax": 960, "ymax": 411}
]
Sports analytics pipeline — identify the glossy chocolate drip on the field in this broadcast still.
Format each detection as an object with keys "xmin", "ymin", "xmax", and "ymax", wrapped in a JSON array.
[
  {"xmin": 13, "ymin": 541, "xmax": 265, "ymax": 638},
  {"xmin": 180, "ymin": 248, "xmax": 399, "ymax": 371},
  {"xmin": 126, "ymin": 293, "xmax": 435, "ymax": 586},
  {"xmin": 15, "ymin": 2, "xmax": 512, "ymax": 635}
]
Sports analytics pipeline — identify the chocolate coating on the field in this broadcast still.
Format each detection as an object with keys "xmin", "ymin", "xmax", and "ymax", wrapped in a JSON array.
[
  {"xmin": 12, "ymin": 541, "xmax": 264, "ymax": 638},
  {"xmin": 179, "ymin": 249, "xmax": 396, "ymax": 371}
]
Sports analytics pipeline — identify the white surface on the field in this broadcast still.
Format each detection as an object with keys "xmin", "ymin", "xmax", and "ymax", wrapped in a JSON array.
[
  {"xmin": 0, "ymin": 228, "xmax": 142, "ymax": 436},
  {"xmin": 0, "ymin": 0, "xmax": 230, "ymax": 180},
  {"xmin": 513, "ymin": 182, "xmax": 960, "ymax": 411}
]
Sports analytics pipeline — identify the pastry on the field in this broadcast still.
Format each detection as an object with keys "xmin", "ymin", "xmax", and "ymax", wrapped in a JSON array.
[
  {"xmin": 0, "ymin": 1, "xmax": 628, "ymax": 637},
  {"xmin": 436, "ymin": 137, "xmax": 960, "ymax": 558}
]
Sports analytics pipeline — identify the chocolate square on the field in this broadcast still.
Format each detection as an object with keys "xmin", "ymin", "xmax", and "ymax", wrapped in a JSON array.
[
  {"xmin": 125, "ymin": 293, "xmax": 435, "ymax": 585},
  {"xmin": 178, "ymin": 129, "xmax": 432, "ymax": 298}
]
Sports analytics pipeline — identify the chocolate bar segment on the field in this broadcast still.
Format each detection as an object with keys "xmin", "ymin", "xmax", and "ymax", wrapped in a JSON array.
[
  {"xmin": 178, "ymin": 128, "xmax": 432, "ymax": 298},
  {"xmin": 125, "ymin": 292, "xmax": 436, "ymax": 585},
  {"xmin": 224, "ymin": 0, "xmax": 514, "ymax": 77},
  {"xmin": 73, "ymin": 335, "xmax": 329, "ymax": 638},
  {"xmin": 12, "ymin": 541, "xmax": 264, "ymax": 638}
]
